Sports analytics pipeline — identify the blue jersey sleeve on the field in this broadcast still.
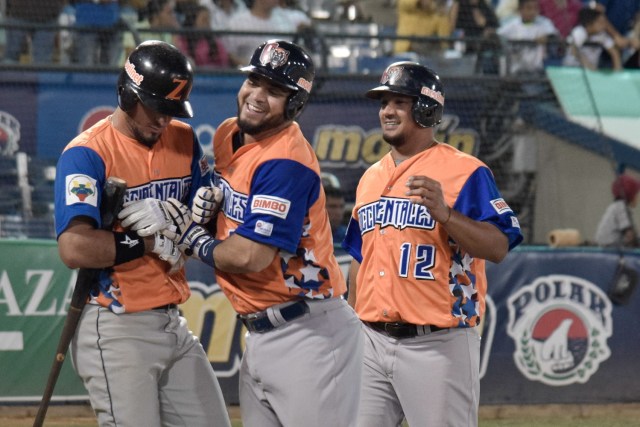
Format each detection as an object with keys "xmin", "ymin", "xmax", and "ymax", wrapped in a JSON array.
[
  {"xmin": 454, "ymin": 166, "xmax": 523, "ymax": 250},
  {"xmin": 234, "ymin": 159, "xmax": 321, "ymax": 253},
  {"xmin": 54, "ymin": 146, "xmax": 106, "ymax": 237},
  {"xmin": 342, "ymin": 217, "xmax": 363, "ymax": 263},
  {"xmin": 188, "ymin": 131, "xmax": 212, "ymax": 207}
]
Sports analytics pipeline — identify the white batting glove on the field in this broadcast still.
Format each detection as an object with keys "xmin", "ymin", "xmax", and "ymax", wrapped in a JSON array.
[
  {"xmin": 152, "ymin": 232, "xmax": 185, "ymax": 274},
  {"xmin": 162, "ymin": 198, "xmax": 216, "ymax": 258},
  {"xmin": 118, "ymin": 198, "xmax": 175, "ymax": 237},
  {"xmin": 192, "ymin": 186, "xmax": 223, "ymax": 224}
]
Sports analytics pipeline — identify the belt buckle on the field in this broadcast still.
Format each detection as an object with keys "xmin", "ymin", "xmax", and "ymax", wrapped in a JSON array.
[
  {"xmin": 241, "ymin": 311, "xmax": 266, "ymax": 321},
  {"xmin": 385, "ymin": 322, "xmax": 416, "ymax": 338},
  {"xmin": 239, "ymin": 310, "xmax": 272, "ymax": 333}
]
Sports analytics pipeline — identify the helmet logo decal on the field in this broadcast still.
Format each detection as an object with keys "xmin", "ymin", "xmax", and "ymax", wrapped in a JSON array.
[
  {"xmin": 259, "ymin": 42, "xmax": 290, "ymax": 69},
  {"xmin": 421, "ymin": 86, "xmax": 445, "ymax": 106},
  {"xmin": 381, "ymin": 66, "xmax": 402, "ymax": 84},
  {"xmin": 297, "ymin": 77, "xmax": 312, "ymax": 93},
  {"xmin": 124, "ymin": 59, "xmax": 144, "ymax": 86},
  {"xmin": 166, "ymin": 78, "xmax": 189, "ymax": 101}
]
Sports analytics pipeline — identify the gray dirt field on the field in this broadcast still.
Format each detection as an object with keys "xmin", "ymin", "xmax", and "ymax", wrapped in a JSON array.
[{"xmin": 2, "ymin": 403, "xmax": 640, "ymax": 426}]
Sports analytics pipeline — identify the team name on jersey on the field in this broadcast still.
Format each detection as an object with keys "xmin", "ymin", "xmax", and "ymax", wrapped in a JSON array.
[
  {"xmin": 358, "ymin": 197, "xmax": 435, "ymax": 234},
  {"xmin": 218, "ymin": 177, "xmax": 248, "ymax": 223},
  {"xmin": 124, "ymin": 177, "xmax": 191, "ymax": 202}
]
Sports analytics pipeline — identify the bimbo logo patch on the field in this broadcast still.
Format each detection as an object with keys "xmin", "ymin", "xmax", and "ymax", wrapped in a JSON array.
[
  {"xmin": 507, "ymin": 274, "xmax": 612, "ymax": 386},
  {"xmin": 490, "ymin": 198, "xmax": 512, "ymax": 215},
  {"xmin": 259, "ymin": 42, "xmax": 289, "ymax": 69},
  {"xmin": 124, "ymin": 59, "xmax": 144, "ymax": 85},
  {"xmin": 251, "ymin": 195, "xmax": 290, "ymax": 219}
]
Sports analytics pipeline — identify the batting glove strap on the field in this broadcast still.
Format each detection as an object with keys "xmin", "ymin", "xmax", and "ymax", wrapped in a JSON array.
[
  {"xmin": 192, "ymin": 235, "xmax": 222, "ymax": 269},
  {"xmin": 179, "ymin": 224, "xmax": 221, "ymax": 268}
]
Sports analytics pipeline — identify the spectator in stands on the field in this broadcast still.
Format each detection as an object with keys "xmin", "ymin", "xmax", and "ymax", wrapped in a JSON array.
[
  {"xmin": 591, "ymin": 0, "xmax": 640, "ymax": 68},
  {"xmin": 175, "ymin": 4, "xmax": 231, "ymax": 67},
  {"xmin": 495, "ymin": 0, "xmax": 519, "ymax": 23},
  {"xmin": 497, "ymin": 0, "xmax": 560, "ymax": 75},
  {"xmin": 451, "ymin": 0, "xmax": 500, "ymax": 43},
  {"xmin": 123, "ymin": 0, "xmax": 180, "ymax": 61},
  {"xmin": 563, "ymin": 7, "xmax": 622, "ymax": 71},
  {"xmin": 594, "ymin": 174, "xmax": 640, "ymax": 247},
  {"xmin": 539, "ymin": 0, "xmax": 582, "ymax": 38},
  {"xmin": 394, "ymin": 0, "xmax": 454, "ymax": 55},
  {"xmin": 279, "ymin": 0, "xmax": 314, "ymax": 29},
  {"xmin": 394, "ymin": 0, "xmax": 453, "ymax": 55},
  {"xmin": 622, "ymin": 18, "xmax": 640, "ymax": 67},
  {"xmin": 199, "ymin": 0, "xmax": 247, "ymax": 30},
  {"xmin": 72, "ymin": 0, "xmax": 123, "ymax": 66},
  {"xmin": 450, "ymin": 0, "xmax": 502, "ymax": 73},
  {"xmin": 331, "ymin": 0, "xmax": 370, "ymax": 22},
  {"xmin": 57, "ymin": 1, "xmax": 76, "ymax": 64},
  {"xmin": 224, "ymin": 0, "xmax": 311, "ymax": 65},
  {"xmin": 4, "ymin": 0, "xmax": 66, "ymax": 64}
]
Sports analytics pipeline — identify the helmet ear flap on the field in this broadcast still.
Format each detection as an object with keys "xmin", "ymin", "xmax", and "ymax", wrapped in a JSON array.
[
  {"xmin": 412, "ymin": 99, "xmax": 442, "ymax": 128},
  {"xmin": 118, "ymin": 83, "xmax": 138, "ymax": 113},
  {"xmin": 286, "ymin": 91, "xmax": 309, "ymax": 120}
]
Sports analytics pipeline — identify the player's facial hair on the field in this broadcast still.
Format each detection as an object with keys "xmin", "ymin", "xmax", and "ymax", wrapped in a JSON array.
[
  {"xmin": 382, "ymin": 132, "xmax": 406, "ymax": 148},
  {"xmin": 125, "ymin": 113, "xmax": 159, "ymax": 148},
  {"xmin": 236, "ymin": 99, "xmax": 287, "ymax": 136},
  {"xmin": 131, "ymin": 126, "xmax": 159, "ymax": 147}
]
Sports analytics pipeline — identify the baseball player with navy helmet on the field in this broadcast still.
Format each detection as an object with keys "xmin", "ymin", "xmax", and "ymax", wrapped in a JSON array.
[
  {"xmin": 342, "ymin": 62, "xmax": 523, "ymax": 426},
  {"xmin": 122, "ymin": 40, "xmax": 364, "ymax": 427}
]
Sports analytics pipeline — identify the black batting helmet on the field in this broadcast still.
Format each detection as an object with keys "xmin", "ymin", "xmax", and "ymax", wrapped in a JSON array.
[
  {"xmin": 118, "ymin": 40, "xmax": 194, "ymax": 118},
  {"xmin": 366, "ymin": 61, "xmax": 444, "ymax": 128},
  {"xmin": 240, "ymin": 39, "xmax": 315, "ymax": 120}
]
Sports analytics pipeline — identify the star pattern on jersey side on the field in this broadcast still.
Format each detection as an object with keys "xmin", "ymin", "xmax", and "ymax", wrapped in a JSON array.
[
  {"xmin": 449, "ymin": 250, "xmax": 478, "ymax": 326},
  {"xmin": 281, "ymin": 247, "xmax": 329, "ymax": 292}
]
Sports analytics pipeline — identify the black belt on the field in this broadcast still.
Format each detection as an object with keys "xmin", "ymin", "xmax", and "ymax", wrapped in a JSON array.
[
  {"xmin": 365, "ymin": 321, "xmax": 448, "ymax": 338},
  {"xmin": 239, "ymin": 300, "xmax": 309, "ymax": 333},
  {"xmin": 152, "ymin": 303, "xmax": 178, "ymax": 311}
]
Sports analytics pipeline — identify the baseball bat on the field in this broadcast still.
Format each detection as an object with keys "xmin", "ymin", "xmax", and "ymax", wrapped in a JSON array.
[{"xmin": 33, "ymin": 176, "xmax": 127, "ymax": 427}]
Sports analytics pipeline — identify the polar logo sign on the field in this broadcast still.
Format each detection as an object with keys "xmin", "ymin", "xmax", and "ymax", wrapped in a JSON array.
[{"xmin": 507, "ymin": 274, "xmax": 612, "ymax": 386}]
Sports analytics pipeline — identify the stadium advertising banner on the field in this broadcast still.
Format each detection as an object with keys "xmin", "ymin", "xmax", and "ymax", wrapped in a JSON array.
[{"xmin": 1, "ymin": 240, "xmax": 639, "ymax": 405}]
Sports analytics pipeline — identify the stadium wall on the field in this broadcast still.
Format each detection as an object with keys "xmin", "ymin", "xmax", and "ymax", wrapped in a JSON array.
[{"xmin": 0, "ymin": 241, "xmax": 639, "ymax": 405}]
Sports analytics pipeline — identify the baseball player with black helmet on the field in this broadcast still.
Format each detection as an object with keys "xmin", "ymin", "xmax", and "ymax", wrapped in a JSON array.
[
  {"xmin": 342, "ymin": 62, "xmax": 523, "ymax": 426},
  {"xmin": 122, "ymin": 39, "xmax": 364, "ymax": 427},
  {"xmin": 55, "ymin": 40, "xmax": 231, "ymax": 426}
]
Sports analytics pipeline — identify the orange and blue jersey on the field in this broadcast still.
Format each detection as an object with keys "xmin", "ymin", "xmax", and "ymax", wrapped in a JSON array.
[
  {"xmin": 342, "ymin": 143, "xmax": 523, "ymax": 328},
  {"xmin": 54, "ymin": 116, "xmax": 211, "ymax": 313},
  {"xmin": 212, "ymin": 118, "xmax": 345, "ymax": 314}
]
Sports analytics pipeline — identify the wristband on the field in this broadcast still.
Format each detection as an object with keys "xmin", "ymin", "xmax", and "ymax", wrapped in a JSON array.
[
  {"xmin": 191, "ymin": 235, "xmax": 223, "ymax": 269},
  {"xmin": 113, "ymin": 231, "xmax": 146, "ymax": 266}
]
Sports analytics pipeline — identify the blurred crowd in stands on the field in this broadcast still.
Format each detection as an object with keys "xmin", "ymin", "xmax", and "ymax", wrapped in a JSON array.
[{"xmin": 0, "ymin": 0, "xmax": 639, "ymax": 74}]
